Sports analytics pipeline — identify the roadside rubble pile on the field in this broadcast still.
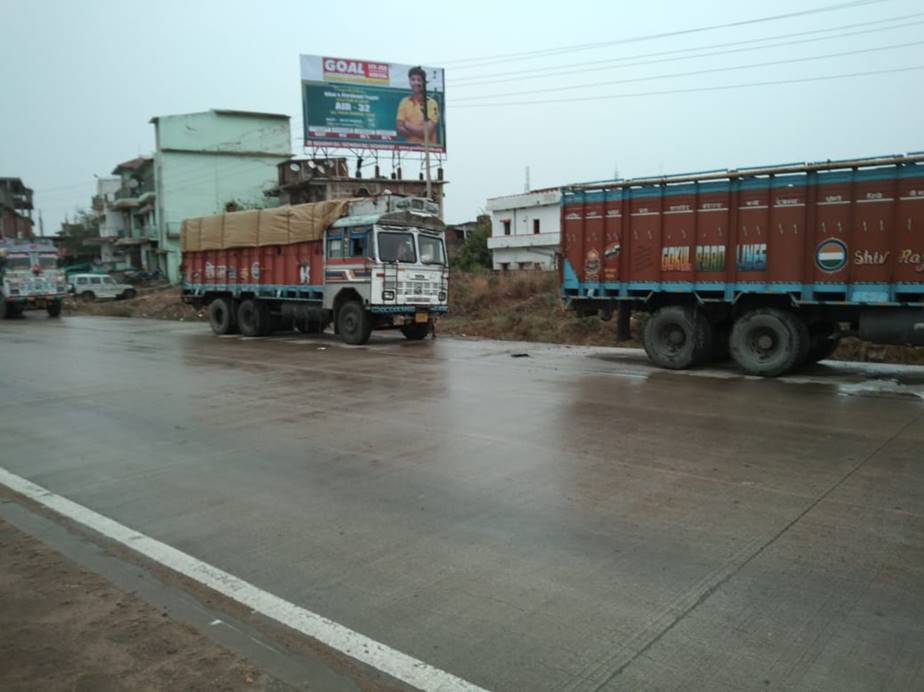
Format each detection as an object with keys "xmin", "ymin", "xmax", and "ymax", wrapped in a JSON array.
[{"xmin": 65, "ymin": 286, "xmax": 205, "ymax": 322}]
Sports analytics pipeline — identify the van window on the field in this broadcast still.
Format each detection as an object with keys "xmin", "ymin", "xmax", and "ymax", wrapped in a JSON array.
[
  {"xmin": 90, "ymin": 277, "xmax": 102, "ymax": 285},
  {"xmin": 76, "ymin": 276, "xmax": 88, "ymax": 285}
]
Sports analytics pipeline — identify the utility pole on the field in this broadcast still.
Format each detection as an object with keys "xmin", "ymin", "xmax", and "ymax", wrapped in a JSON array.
[
  {"xmin": 419, "ymin": 66, "xmax": 432, "ymax": 200},
  {"xmin": 525, "ymin": 166, "xmax": 530, "ymax": 193}
]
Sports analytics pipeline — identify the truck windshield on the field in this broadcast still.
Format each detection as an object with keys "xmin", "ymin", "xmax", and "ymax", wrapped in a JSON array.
[
  {"xmin": 418, "ymin": 235, "xmax": 446, "ymax": 265},
  {"xmin": 39, "ymin": 255, "xmax": 58, "ymax": 268},
  {"xmin": 378, "ymin": 232, "xmax": 416, "ymax": 263},
  {"xmin": 6, "ymin": 255, "xmax": 30, "ymax": 270}
]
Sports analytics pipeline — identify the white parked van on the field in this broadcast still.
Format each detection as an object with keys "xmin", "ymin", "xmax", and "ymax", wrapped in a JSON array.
[{"xmin": 69, "ymin": 274, "xmax": 136, "ymax": 301}]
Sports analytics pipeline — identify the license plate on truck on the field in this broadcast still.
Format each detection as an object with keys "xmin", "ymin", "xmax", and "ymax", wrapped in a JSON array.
[{"xmin": 414, "ymin": 312, "xmax": 428, "ymax": 324}]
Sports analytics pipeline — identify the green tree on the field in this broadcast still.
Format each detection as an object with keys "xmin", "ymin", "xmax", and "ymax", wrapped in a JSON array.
[
  {"xmin": 56, "ymin": 208, "xmax": 100, "ymax": 263},
  {"xmin": 454, "ymin": 215, "xmax": 492, "ymax": 271}
]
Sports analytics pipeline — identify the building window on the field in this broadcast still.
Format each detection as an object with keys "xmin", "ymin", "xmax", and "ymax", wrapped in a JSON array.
[
  {"xmin": 502, "ymin": 220, "xmax": 511, "ymax": 236},
  {"xmin": 500, "ymin": 262, "xmax": 509, "ymax": 271},
  {"xmin": 533, "ymin": 219, "xmax": 540, "ymax": 234}
]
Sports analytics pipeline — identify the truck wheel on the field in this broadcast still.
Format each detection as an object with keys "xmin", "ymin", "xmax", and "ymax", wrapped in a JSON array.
[
  {"xmin": 337, "ymin": 301, "xmax": 372, "ymax": 345},
  {"xmin": 122, "ymin": 289, "xmax": 137, "ymax": 300},
  {"xmin": 3, "ymin": 303, "xmax": 22, "ymax": 319},
  {"xmin": 46, "ymin": 302, "xmax": 62, "ymax": 318},
  {"xmin": 401, "ymin": 322, "xmax": 430, "ymax": 341},
  {"xmin": 80, "ymin": 291, "xmax": 96, "ymax": 302},
  {"xmin": 207, "ymin": 297, "xmax": 238, "ymax": 335},
  {"xmin": 806, "ymin": 322, "xmax": 841, "ymax": 363},
  {"xmin": 642, "ymin": 305, "xmax": 712, "ymax": 369},
  {"xmin": 730, "ymin": 308, "xmax": 807, "ymax": 377},
  {"xmin": 237, "ymin": 299, "xmax": 271, "ymax": 337}
]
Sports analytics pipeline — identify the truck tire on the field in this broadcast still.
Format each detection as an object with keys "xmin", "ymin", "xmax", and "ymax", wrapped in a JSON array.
[
  {"xmin": 3, "ymin": 303, "xmax": 22, "ymax": 319},
  {"xmin": 207, "ymin": 297, "xmax": 238, "ymax": 335},
  {"xmin": 401, "ymin": 322, "xmax": 430, "ymax": 341},
  {"xmin": 337, "ymin": 301, "xmax": 372, "ymax": 345},
  {"xmin": 730, "ymin": 308, "xmax": 807, "ymax": 377},
  {"xmin": 46, "ymin": 302, "xmax": 62, "ymax": 318},
  {"xmin": 80, "ymin": 291, "xmax": 96, "ymax": 302},
  {"xmin": 806, "ymin": 322, "xmax": 841, "ymax": 363},
  {"xmin": 642, "ymin": 305, "xmax": 712, "ymax": 369},
  {"xmin": 237, "ymin": 299, "xmax": 271, "ymax": 337},
  {"xmin": 121, "ymin": 288, "xmax": 137, "ymax": 300}
]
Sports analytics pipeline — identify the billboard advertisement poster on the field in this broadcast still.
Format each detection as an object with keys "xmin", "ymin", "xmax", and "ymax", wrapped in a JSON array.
[{"xmin": 300, "ymin": 55, "xmax": 446, "ymax": 153}]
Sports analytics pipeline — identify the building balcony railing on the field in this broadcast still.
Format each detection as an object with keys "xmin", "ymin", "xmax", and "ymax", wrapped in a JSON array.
[{"xmin": 487, "ymin": 232, "xmax": 561, "ymax": 250}]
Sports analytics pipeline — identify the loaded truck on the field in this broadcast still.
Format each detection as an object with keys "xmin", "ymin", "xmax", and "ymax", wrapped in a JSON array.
[
  {"xmin": 0, "ymin": 239, "xmax": 67, "ymax": 319},
  {"xmin": 181, "ymin": 195, "xmax": 448, "ymax": 344},
  {"xmin": 561, "ymin": 153, "xmax": 924, "ymax": 376}
]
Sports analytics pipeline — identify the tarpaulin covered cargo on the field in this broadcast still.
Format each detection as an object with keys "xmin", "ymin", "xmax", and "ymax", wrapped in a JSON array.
[{"xmin": 180, "ymin": 199, "xmax": 356, "ymax": 252}]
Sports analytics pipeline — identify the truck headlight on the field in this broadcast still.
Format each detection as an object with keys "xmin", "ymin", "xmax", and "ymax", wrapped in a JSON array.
[{"xmin": 382, "ymin": 289, "xmax": 395, "ymax": 300}]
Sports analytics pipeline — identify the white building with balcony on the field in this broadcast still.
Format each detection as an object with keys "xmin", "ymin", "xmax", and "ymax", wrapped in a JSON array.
[{"xmin": 485, "ymin": 187, "xmax": 561, "ymax": 270}]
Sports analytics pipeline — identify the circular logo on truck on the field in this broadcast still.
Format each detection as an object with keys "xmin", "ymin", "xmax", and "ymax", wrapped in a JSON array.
[{"xmin": 815, "ymin": 238, "xmax": 848, "ymax": 272}]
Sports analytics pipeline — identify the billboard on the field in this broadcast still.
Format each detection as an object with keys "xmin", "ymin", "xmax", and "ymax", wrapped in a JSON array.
[{"xmin": 300, "ymin": 55, "xmax": 446, "ymax": 153}]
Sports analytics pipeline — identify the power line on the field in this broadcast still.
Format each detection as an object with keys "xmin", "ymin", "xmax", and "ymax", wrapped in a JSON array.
[
  {"xmin": 452, "ymin": 14, "xmax": 924, "ymax": 87},
  {"xmin": 452, "ymin": 39, "xmax": 924, "ymax": 102},
  {"xmin": 452, "ymin": 64, "xmax": 924, "ymax": 108},
  {"xmin": 440, "ymin": 0, "xmax": 891, "ymax": 68}
]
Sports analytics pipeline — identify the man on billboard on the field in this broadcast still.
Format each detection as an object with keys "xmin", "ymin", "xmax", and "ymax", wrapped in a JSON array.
[{"xmin": 396, "ymin": 66, "xmax": 440, "ymax": 146}]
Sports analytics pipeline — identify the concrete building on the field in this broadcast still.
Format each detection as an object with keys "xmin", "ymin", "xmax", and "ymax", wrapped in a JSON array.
[
  {"xmin": 89, "ymin": 158, "xmax": 159, "ymax": 272},
  {"xmin": 485, "ymin": 188, "xmax": 561, "ymax": 271},
  {"xmin": 0, "ymin": 177, "xmax": 34, "ymax": 240},
  {"xmin": 150, "ymin": 109, "xmax": 292, "ymax": 283},
  {"xmin": 272, "ymin": 157, "xmax": 446, "ymax": 216}
]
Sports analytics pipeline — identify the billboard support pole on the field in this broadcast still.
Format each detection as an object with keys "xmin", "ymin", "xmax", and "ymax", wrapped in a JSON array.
[{"xmin": 420, "ymin": 66, "xmax": 432, "ymax": 200}]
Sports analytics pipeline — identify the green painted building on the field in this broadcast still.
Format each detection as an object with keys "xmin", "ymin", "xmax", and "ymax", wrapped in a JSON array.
[{"xmin": 150, "ymin": 109, "xmax": 291, "ymax": 283}]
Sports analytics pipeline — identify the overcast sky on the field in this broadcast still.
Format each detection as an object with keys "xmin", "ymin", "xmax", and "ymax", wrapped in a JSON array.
[{"xmin": 2, "ymin": 0, "xmax": 922, "ymax": 232}]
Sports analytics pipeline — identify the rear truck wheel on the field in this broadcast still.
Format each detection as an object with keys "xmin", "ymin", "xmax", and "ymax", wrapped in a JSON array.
[
  {"xmin": 806, "ymin": 322, "xmax": 841, "ymax": 363},
  {"xmin": 729, "ymin": 308, "xmax": 807, "ymax": 377},
  {"xmin": 46, "ymin": 301, "xmax": 62, "ymax": 318},
  {"xmin": 4, "ymin": 302, "xmax": 21, "ymax": 319},
  {"xmin": 122, "ymin": 288, "xmax": 137, "ymax": 300},
  {"xmin": 642, "ymin": 305, "xmax": 712, "ymax": 369},
  {"xmin": 401, "ymin": 322, "xmax": 430, "ymax": 341},
  {"xmin": 207, "ymin": 297, "xmax": 237, "ymax": 335},
  {"xmin": 237, "ymin": 299, "xmax": 271, "ymax": 337},
  {"xmin": 337, "ymin": 301, "xmax": 372, "ymax": 345},
  {"xmin": 80, "ymin": 291, "xmax": 96, "ymax": 302}
]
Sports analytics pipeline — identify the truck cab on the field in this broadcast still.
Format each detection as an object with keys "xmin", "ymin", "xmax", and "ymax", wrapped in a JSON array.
[
  {"xmin": 322, "ymin": 197, "xmax": 449, "ymax": 343},
  {"xmin": 0, "ymin": 240, "xmax": 67, "ymax": 319}
]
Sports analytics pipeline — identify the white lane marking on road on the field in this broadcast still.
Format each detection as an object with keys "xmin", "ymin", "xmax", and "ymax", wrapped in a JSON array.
[{"xmin": 0, "ymin": 467, "xmax": 488, "ymax": 692}]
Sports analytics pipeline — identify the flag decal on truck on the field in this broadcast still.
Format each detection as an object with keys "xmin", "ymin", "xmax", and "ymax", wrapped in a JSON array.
[{"xmin": 816, "ymin": 238, "xmax": 848, "ymax": 272}]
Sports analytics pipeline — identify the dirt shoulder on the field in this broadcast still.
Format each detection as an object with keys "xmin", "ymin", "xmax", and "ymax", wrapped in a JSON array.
[
  {"xmin": 63, "ymin": 274, "xmax": 924, "ymax": 366},
  {"xmin": 0, "ymin": 516, "xmax": 276, "ymax": 691}
]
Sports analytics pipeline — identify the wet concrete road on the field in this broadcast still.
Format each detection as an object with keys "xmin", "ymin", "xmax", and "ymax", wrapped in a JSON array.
[{"xmin": 2, "ymin": 315, "xmax": 923, "ymax": 691}]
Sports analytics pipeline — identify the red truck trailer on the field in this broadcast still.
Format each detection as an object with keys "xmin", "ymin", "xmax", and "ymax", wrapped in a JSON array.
[
  {"xmin": 561, "ymin": 153, "xmax": 924, "ymax": 376},
  {"xmin": 180, "ymin": 196, "xmax": 448, "ymax": 344}
]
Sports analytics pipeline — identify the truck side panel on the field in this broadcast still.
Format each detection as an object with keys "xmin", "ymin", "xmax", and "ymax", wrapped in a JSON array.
[
  {"xmin": 183, "ymin": 240, "xmax": 324, "ymax": 298},
  {"xmin": 562, "ymin": 162, "xmax": 924, "ymax": 305}
]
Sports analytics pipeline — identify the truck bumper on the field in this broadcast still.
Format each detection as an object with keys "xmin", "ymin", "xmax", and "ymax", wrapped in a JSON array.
[
  {"xmin": 5, "ymin": 296, "xmax": 64, "ymax": 309},
  {"xmin": 368, "ymin": 305, "xmax": 448, "ymax": 315}
]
